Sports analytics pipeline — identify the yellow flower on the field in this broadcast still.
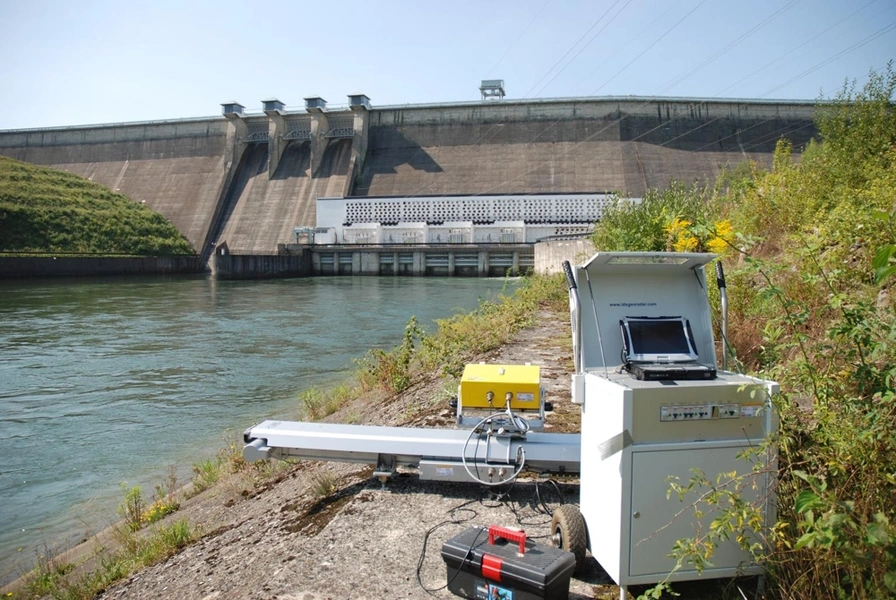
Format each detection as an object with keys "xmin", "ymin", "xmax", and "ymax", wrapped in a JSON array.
[
  {"xmin": 706, "ymin": 220, "xmax": 735, "ymax": 255},
  {"xmin": 673, "ymin": 233, "xmax": 699, "ymax": 252},
  {"xmin": 666, "ymin": 217, "xmax": 691, "ymax": 235}
]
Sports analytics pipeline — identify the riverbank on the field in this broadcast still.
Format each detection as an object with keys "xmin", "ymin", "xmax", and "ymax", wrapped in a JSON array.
[
  {"xmin": 4, "ymin": 293, "xmax": 760, "ymax": 600},
  {"xmin": 5, "ymin": 306, "xmax": 608, "ymax": 599}
]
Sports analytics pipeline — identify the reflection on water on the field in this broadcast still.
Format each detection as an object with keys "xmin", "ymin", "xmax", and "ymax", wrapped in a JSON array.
[{"xmin": 0, "ymin": 275, "xmax": 515, "ymax": 584}]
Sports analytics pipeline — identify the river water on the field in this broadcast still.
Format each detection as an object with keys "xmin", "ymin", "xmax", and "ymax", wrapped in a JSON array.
[{"xmin": 0, "ymin": 275, "xmax": 515, "ymax": 585}]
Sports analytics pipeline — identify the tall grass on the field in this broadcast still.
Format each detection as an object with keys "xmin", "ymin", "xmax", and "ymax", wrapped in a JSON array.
[
  {"xmin": 21, "ymin": 512, "xmax": 197, "ymax": 600},
  {"xmin": 353, "ymin": 274, "xmax": 566, "ymax": 396}
]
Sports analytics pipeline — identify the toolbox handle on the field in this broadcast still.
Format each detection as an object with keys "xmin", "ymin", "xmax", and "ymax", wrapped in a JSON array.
[{"xmin": 488, "ymin": 525, "xmax": 527, "ymax": 554}]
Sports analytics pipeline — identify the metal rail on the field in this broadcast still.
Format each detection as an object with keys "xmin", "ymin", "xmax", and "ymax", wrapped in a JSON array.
[{"xmin": 243, "ymin": 421, "xmax": 580, "ymax": 483}]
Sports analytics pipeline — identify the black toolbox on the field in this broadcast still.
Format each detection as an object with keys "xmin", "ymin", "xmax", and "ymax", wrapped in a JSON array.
[{"xmin": 440, "ymin": 525, "xmax": 576, "ymax": 600}]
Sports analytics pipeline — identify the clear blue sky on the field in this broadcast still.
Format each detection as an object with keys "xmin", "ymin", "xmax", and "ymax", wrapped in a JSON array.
[{"xmin": 1, "ymin": 0, "xmax": 893, "ymax": 130}]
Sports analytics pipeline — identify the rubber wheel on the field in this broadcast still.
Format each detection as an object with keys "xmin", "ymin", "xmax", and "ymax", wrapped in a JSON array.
[{"xmin": 551, "ymin": 504, "xmax": 587, "ymax": 573}]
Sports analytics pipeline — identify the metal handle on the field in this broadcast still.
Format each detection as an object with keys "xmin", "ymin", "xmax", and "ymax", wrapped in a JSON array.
[
  {"xmin": 716, "ymin": 261, "xmax": 729, "ymax": 371},
  {"xmin": 562, "ymin": 261, "xmax": 577, "ymax": 291}
]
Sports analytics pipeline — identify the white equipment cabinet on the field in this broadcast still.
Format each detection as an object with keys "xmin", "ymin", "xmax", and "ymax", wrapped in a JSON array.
[{"xmin": 566, "ymin": 252, "xmax": 777, "ymax": 594}]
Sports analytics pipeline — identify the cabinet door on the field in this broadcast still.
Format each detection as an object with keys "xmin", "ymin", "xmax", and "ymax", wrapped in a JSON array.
[{"xmin": 629, "ymin": 446, "xmax": 764, "ymax": 578}]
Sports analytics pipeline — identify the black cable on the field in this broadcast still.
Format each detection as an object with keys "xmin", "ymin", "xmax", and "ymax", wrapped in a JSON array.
[
  {"xmin": 590, "ymin": 0, "xmax": 709, "ymax": 96},
  {"xmin": 653, "ymin": 0, "xmax": 802, "ymax": 97},
  {"xmin": 372, "ymin": 0, "xmax": 883, "ymax": 205},
  {"xmin": 534, "ymin": 477, "xmax": 565, "ymax": 515},
  {"xmin": 762, "ymin": 20, "xmax": 896, "ymax": 98},
  {"xmin": 415, "ymin": 499, "xmax": 480, "ymax": 596},
  {"xmin": 483, "ymin": 478, "xmax": 564, "ymax": 539},
  {"xmin": 485, "ymin": 0, "xmax": 552, "ymax": 78},
  {"xmin": 465, "ymin": 6, "xmax": 889, "ymax": 197}
]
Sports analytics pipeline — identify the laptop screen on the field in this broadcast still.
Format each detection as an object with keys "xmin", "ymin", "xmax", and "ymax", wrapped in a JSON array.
[{"xmin": 621, "ymin": 317, "xmax": 698, "ymax": 363}]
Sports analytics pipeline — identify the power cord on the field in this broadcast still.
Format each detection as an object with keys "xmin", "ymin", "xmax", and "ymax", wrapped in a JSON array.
[
  {"xmin": 534, "ymin": 477, "xmax": 565, "ymax": 516},
  {"xmin": 415, "ymin": 499, "xmax": 480, "ymax": 596}
]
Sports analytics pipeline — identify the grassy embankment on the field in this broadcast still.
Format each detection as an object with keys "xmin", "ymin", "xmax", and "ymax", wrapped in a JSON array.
[
  {"xmin": 591, "ymin": 66, "xmax": 895, "ymax": 599},
  {"xmin": 0, "ymin": 156, "xmax": 194, "ymax": 255},
  {"xmin": 11, "ymin": 273, "xmax": 568, "ymax": 600}
]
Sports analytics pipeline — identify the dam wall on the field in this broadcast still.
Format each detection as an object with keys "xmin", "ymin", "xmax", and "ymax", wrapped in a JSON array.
[
  {"xmin": 0, "ymin": 97, "xmax": 818, "ymax": 260},
  {"xmin": 0, "ymin": 118, "xmax": 232, "ymax": 259},
  {"xmin": 354, "ymin": 98, "xmax": 817, "ymax": 198},
  {"xmin": 213, "ymin": 138, "xmax": 352, "ymax": 254}
]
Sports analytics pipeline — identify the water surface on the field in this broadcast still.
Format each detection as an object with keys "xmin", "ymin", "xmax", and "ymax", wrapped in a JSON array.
[{"xmin": 0, "ymin": 275, "xmax": 514, "ymax": 584}]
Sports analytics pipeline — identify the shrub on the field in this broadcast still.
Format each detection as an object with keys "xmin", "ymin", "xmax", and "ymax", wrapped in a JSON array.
[{"xmin": 602, "ymin": 65, "xmax": 896, "ymax": 599}]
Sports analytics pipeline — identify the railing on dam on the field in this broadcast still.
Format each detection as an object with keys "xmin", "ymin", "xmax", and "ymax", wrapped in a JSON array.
[
  {"xmin": 0, "ymin": 114, "xmax": 224, "ymax": 135},
  {"xmin": 375, "ymin": 94, "xmax": 817, "ymax": 111}
]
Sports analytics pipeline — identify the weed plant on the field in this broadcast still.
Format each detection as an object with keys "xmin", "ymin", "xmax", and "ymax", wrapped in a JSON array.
[
  {"xmin": 310, "ymin": 471, "xmax": 338, "ymax": 499},
  {"xmin": 22, "ymin": 512, "xmax": 196, "ymax": 600},
  {"xmin": 187, "ymin": 440, "xmax": 250, "ymax": 498}
]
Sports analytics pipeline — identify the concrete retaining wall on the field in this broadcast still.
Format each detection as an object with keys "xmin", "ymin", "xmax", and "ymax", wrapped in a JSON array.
[
  {"xmin": 0, "ymin": 256, "xmax": 202, "ymax": 278},
  {"xmin": 213, "ymin": 251, "xmax": 311, "ymax": 279},
  {"xmin": 214, "ymin": 139, "xmax": 352, "ymax": 254},
  {"xmin": 371, "ymin": 97, "xmax": 816, "ymax": 125},
  {"xmin": 0, "ymin": 118, "xmax": 230, "ymax": 254},
  {"xmin": 535, "ymin": 239, "xmax": 596, "ymax": 274}
]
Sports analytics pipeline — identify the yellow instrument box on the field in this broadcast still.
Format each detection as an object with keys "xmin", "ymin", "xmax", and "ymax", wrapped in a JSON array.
[{"xmin": 459, "ymin": 364, "xmax": 541, "ymax": 410}]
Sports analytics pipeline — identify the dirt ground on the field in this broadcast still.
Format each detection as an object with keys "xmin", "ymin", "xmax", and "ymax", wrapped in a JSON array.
[{"xmin": 8, "ymin": 308, "xmax": 745, "ymax": 600}]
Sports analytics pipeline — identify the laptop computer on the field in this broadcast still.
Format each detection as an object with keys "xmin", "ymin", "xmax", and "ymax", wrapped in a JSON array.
[{"xmin": 620, "ymin": 316, "xmax": 716, "ymax": 381}]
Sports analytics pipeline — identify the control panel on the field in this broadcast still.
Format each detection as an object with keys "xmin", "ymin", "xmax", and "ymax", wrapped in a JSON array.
[
  {"xmin": 606, "ymin": 370, "xmax": 772, "ymax": 443},
  {"xmin": 659, "ymin": 403, "xmax": 758, "ymax": 421}
]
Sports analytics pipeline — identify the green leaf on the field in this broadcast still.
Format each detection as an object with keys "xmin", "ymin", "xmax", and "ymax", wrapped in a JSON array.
[
  {"xmin": 795, "ymin": 490, "xmax": 821, "ymax": 514},
  {"xmin": 866, "ymin": 522, "xmax": 890, "ymax": 545},
  {"xmin": 876, "ymin": 264, "xmax": 896, "ymax": 285},
  {"xmin": 872, "ymin": 245, "xmax": 896, "ymax": 270},
  {"xmin": 885, "ymin": 571, "xmax": 896, "ymax": 593},
  {"xmin": 794, "ymin": 532, "xmax": 817, "ymax": 550},
  {"xmin": 827, "ymin": 513, "xmax": 849, "ymax": 528}
]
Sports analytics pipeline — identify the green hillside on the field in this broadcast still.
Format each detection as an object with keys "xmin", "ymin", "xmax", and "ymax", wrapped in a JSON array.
[{"xmin": 0, "ymin": 156, "xmax": 194, "ymax": 255}]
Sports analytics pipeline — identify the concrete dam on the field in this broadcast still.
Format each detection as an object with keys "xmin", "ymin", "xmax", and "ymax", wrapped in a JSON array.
[{"xmin": 0, "ymin": 95, "xmax": 818, "ymax": 266}]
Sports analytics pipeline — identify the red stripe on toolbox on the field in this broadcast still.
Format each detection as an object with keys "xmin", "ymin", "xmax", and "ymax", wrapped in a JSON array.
[{"xmin": 481, "ymin": 553, "xmax": 503, "ymax": 582}]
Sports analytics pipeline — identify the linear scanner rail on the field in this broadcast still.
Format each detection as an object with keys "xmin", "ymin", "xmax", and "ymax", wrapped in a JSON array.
[{"xmin": 243, "ymin": 420, "xmax": 581, "ymax": 481}]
